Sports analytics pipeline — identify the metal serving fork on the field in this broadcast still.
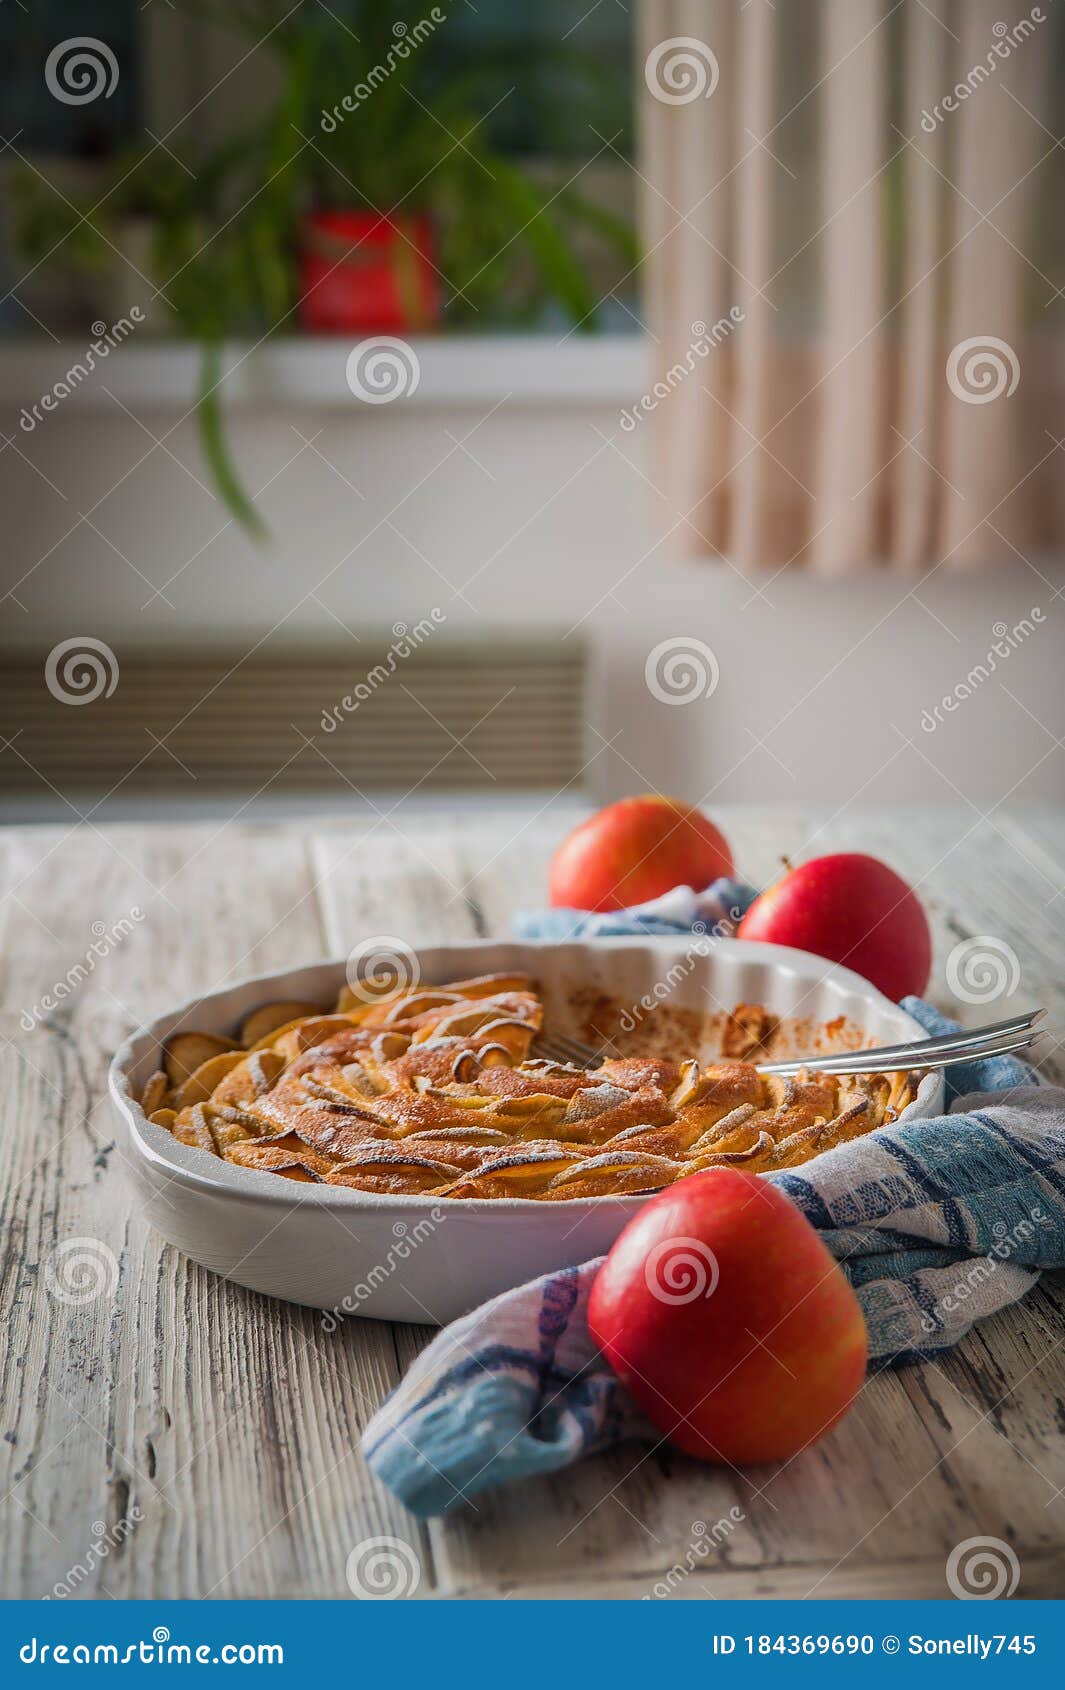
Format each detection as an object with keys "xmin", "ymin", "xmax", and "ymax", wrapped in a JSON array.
[{"xmin": 531, "ymin": 1008, "xmax": 1046, "ymax": 1078}]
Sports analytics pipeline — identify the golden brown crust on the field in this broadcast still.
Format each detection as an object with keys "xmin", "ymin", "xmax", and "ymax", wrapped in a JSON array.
[{"xmin": 140, "ymin": 973, "xmax": 917, "ymax": 1200}]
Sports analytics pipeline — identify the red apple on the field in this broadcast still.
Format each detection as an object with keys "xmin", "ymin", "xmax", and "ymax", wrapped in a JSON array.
[
  {"xmin": 548, "ymin": 797, "xmax": 733, "ymax": 912},
  {"xmin": 588, "ymin": 1169, "xmax": 868, "ymax": 1465},
  {"xmin": 737, "ymin": 852, "xmax": 931, "ymax": 1000}
]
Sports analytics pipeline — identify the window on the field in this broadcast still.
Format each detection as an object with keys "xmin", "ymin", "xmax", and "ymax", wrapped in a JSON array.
[{"xmin": 2, "ymin": 1, "xmax": 640, "ymax": 335}]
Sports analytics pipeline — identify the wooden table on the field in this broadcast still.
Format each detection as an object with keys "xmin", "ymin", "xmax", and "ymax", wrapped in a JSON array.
[{"xmin": 3, "ymin": 804, "xmax": 1064, "ymax": 1601}]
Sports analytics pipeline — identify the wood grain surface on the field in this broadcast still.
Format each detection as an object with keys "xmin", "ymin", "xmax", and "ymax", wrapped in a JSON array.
[{"xmin": 1, "ymin": 805, "xmax": 1062, "ymax": 1600}]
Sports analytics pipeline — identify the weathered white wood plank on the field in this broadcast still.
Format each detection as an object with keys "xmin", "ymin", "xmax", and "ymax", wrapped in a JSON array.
[
  {"xmin": 0, "ymin": 823, "xmax": 420, "ymax": 1599},
  {"xmin": 310, "ymin": 816, "xmax": 489, "ymax": 953},
  {"xmin": 445, "ymin": 1551, "xmax": 1064, "ymax": 1600},
  {"xmin": 0, "ymin": 824, "xmax": 165, "ymax": 1601},
  {"xmin": 999, "ymin": 807, "xmax": 1065, "ymax": 884}
]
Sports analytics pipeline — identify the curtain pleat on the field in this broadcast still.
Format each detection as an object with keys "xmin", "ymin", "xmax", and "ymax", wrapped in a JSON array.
[
  {"xmin": 895, "ymin": 0, "xmax": 950, "ymax": 572},
  {"xmin": 637, "ymin": 0, "xmax": 1063, "ymax": 573},
  {"xmin": 676, "ymin": 0, "xmax": 736, "ymax": 554},
  {"xmin": 730, "ymin": 0, "xmax": 779, "ymax": 569},
  {"xmin": 640, "ymin": 0, "xmax": 737, "ymax": 555},
  {"xmin": 810, "ymin": 0, "xmax": 886, "ymax": 572},
  {"xmin": 940, "ymin": 0, "xmax": 1049, "ymax": 567}
]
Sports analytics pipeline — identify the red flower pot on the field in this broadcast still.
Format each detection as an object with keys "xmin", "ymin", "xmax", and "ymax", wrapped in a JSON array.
[{"xmin": 299, "ymin": 210, "xmax": 440, "ymax": 334}]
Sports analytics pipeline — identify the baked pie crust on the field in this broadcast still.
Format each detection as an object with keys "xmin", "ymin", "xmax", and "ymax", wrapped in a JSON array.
[{"xmin": 140, "ymin": 973, "xmax": 919, "ymax": 1200}]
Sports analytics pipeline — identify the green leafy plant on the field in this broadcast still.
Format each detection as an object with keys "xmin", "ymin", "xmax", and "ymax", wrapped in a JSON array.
[
  {"xmin": 12, "ymin": 137, "xmax": 296, "ymax": 538},
  {"xmin": 12, "ymin": 0, "xmax": 639, "ymax": 534}
]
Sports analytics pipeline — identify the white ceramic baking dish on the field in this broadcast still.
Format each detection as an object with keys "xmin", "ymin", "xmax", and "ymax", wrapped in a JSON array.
[{"xmin": 109, "ymin": 939, "xmax": 943, "ymax": 1324}]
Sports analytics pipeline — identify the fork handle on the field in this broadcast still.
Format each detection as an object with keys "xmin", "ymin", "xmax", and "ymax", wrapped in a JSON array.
[
  {"xmin": 757, "ymin": 1027, "xmax": 1041, "ymax": 1078},
  {"xmin": 756, "ymin": 1008, "xmax": 1043, "ymax": 1075}
]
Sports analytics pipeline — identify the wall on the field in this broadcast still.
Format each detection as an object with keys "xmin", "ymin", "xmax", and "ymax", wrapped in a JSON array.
[{"xmin": 2, "ymin": 339, "xmax": 1061, "ymax": 814}]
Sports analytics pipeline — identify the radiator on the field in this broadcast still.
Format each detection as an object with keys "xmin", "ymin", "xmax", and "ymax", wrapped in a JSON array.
[{"xmin": 0, "ymin": 635, "xmax": 586, "ymax": 797}]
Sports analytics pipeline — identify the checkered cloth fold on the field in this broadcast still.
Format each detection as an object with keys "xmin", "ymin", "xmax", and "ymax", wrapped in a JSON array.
[{"xmin": 513, "ymin": 877, "xmax": 758, "ymax": 940}]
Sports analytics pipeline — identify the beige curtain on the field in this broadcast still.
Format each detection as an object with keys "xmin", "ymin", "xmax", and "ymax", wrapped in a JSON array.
[{"xmin": 638, "ymin": 0, "xmax": 1063, "ymax": 572}]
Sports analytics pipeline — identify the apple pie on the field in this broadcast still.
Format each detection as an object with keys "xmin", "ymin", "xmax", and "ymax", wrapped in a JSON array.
[{"xmin": 140, "ymin": 973, "xmax": 918, "ymax": 1200}]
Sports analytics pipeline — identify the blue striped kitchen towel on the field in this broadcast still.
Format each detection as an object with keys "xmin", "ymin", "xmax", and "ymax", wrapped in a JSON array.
[
  {"xmin": 513, "ymin": 876, "xmax": 758, "ymax": 940},
  {"xmin": 362, "ymin": 999, "xmax": 1061, "ymax": 1519}
]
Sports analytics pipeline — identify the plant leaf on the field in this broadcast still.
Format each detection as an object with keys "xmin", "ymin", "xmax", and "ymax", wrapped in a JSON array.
[{"xmin": 197, "ymin": 339, "xmax": 267, "ymax": 540}]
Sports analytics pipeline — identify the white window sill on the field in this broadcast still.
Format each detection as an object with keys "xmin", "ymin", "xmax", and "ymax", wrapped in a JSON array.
[{"xmin": 3, "ymin": 333, "xmax": 648, "ymax": 410}]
